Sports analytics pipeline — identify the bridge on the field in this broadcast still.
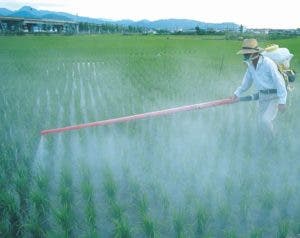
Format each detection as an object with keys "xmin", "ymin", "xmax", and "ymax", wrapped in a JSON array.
[{"xmin": 0, "ymin": 16, "xmax": 79, "ymax": 33}]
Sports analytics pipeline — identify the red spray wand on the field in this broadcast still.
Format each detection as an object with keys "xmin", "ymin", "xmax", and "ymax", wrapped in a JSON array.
[{"xmin": 41, "ymin": 97, "xmax": 238, "ymax": 135}]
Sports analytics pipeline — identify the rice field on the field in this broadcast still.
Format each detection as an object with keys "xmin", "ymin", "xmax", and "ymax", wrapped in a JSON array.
[{"xmin": 1, "ymin": 35, "xmax": 300, "ymax": 237}]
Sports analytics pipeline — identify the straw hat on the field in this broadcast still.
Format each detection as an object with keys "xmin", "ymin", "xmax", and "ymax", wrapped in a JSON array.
[{"xmin": 237, "ymin": 38, "xmax": 264, "ymax": 55}]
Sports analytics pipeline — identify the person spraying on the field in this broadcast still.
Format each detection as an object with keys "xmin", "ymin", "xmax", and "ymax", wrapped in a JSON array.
[
  {"xmin": 233, "ymin": 39, "xmax": 288, "ymax": 139},
  {"xmin": 40, "ymin": 39, "xmax": 295, "ymax": 136}
]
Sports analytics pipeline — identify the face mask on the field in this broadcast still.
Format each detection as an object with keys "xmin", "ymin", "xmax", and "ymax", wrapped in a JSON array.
[
  {"xmin": 243, "ymin": 54, "xmax": 251, "ymax": 62},
  {"xmin": 243, "ymin": 53, "xmax": 259, "ymax": 63}
]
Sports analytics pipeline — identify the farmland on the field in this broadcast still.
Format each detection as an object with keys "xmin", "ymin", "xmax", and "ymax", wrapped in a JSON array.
[{"xmin": 1, "ymin": 35, "xmax": 300, "ymax": 237}]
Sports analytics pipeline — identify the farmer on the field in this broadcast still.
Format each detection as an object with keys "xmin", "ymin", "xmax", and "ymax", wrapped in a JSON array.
[{"xmin": 233, "ymin": 38, "xmax": 287, "ymax": 138}]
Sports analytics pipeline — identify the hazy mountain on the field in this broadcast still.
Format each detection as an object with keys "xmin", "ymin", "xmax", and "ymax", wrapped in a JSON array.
[
  {"xmin": 0, "ymin": 8, "xmax": 13, "ymax": 16},
  {"xmin": 1, "ymin": 6, "xmax": 239, "ymax": 31},
  {"xmin": 41, "ymin": 14, "xmax": 73, "ymax": 21},
  {"xmin": 141, "ymin": 19, "xmax": 202, "ymax": 30},
  {"xmin": 7, "ymin": 6, "xmax": 69, "ymax": 20},
  {"xmin": 2, "ymin": 6, "xmax": 108, "ymax": 24},
  {"xmin": 10, "ymin": 11, "xmax": 39, "ymax": 19},
  {"xmin": 114, "ymin": 19, "xmax": 239, "ymax": 31},
  {"xmin": 9, "ymin": 6, "xmax": 40, "ymax": 18}
]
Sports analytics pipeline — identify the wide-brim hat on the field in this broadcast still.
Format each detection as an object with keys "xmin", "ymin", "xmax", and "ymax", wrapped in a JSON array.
[{"xmin": 237, "ymin": 38, "xmax": 264, "ymax": 55}]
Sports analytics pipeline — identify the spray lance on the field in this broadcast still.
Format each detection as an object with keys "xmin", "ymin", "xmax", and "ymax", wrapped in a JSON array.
[{"xmin": 40, "ymin": 95, "xmax": 255, "ymax": 135}]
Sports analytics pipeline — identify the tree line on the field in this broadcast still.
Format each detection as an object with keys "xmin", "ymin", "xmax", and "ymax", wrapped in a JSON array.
[{"xmin": 78, "ymin": 22, "xmax": 147, "ymax": 34}]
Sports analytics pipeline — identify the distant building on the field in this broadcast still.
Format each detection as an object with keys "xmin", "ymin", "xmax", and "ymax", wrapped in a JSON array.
[
  {"xmin": 246, "ymin": 28, "xmax": 269, "ymax": 34},
  {"xmin": 0, "ymin": 16, "xmax": 78, "ymax": 34}
]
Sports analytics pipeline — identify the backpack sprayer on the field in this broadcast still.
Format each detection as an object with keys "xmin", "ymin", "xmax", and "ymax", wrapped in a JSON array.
[{"xmin": 262, "ymin": 44, "xmax": 296, "ymax": 91}]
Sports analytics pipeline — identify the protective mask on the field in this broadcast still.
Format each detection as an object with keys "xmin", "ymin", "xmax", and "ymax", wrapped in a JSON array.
[
  {"xmin": 243, "ymin": 54, "xmax": 251, "ymax": 62},
  {"xmin": 243, "ymin": 53, "xmax": 259, "ymax": 63}
]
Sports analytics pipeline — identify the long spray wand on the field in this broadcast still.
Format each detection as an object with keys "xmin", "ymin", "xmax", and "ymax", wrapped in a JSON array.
[{"xmin": 41, "ymin": 97, "xmax": 241, "ymax": 135}]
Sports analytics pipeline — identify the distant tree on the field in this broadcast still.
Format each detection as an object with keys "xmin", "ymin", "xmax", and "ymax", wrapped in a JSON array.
[
  {"xmin": 77, "ymin": 21, "xmax": 146, "ymax": 34},
  {"xmin": 206, "ymin": 28, "xmax": 216, "ymax": 34},
  {"xmin": 239, "ymin": 24, "xmax": 244, "ymax": 34},
  {"xmin": 195, "ymin": 26, "xmax": 206, "ymax": 35}
]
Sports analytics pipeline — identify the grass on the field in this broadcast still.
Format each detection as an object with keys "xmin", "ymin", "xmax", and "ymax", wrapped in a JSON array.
[
  {"xmin": 195, "ymin": 204, "xmax": 209, "ymax": 236},
  {"xmin": 103, "ymin": 167, "xmax": 132, "ymax": 237},
  {"xmin": 79, "ymin": 160, "xmax": 98, "ymax": 237},
  {"xmin": 27, "ymin": 170, "xmax": 50, "ymax": 237},
  {"xmin": 277, "ymin": 220, "xmax": 290, "ymax": 238},
  {"xmin": 173, "ymin": 210, "xmax": 185, "ymax": 238},
  {"xmin": 0, "ymin": 34, "xmax": 300, "ymax": 237},
  {"xmin": 54, "ymin": 161, "xmax": 75, "ymax": 237},
  {"xmin": 0, "ymin": 189, "xmax": 21, "ymax": 237},
  {"xmin": 125, "ymin": 169, "xmax": 156, "ymax": 237}
]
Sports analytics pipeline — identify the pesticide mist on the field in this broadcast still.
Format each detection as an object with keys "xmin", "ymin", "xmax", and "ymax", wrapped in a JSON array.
[{"xmin": 1, "ymin": 35, "xmax": 300, "ymax": 237}]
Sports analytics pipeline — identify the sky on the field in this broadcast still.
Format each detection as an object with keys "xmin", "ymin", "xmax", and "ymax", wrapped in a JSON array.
[{"xmin": 0, "ymin": 0, "xmax": 299, "ymax": 29}]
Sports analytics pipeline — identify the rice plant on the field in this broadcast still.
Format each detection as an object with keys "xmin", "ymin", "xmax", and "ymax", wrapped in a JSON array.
[
  {"xmin": 224, "ymin": 229, "xmax": 238, "ymax": 238},
  {"xmin": 277, "ymin": 220, "xmax": 290, "ymax": 238},
  {"xmin": 26, "ymin": 170, "xmax": 50, "ymax": 237},
  {"xmin": 194, "ymin": 204, "xmax": 209, "ymax": 237},
  {"xmin": 103, "ymin": 168, "xmax": 132, "ymax": 237},
  {"xmin": 173, "ymin": 210, "xmax": 186, "ymax": 238},
  {"xmin": 54, "ymin": 161, "xmax": 75, "ymax": 237},
  {"xmin": 0, "ymin": 189, "xmax": 21, "ymax": 237},
  {"xmin": 126, "ymin": 173, "xmax": 156, "ymax": 237},
  {"xmin": 79, "ymin": 161, "xmax": 98, "ymax": 238}
]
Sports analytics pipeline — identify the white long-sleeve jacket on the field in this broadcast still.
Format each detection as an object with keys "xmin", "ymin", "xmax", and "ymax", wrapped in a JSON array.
[{"xmin": 234, "ymin": 55, "xmax": 287, "ymax": 104}]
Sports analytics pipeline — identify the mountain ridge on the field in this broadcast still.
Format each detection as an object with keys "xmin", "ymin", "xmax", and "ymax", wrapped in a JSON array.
[{"xmin": 0, "ymin": 6, "xmax": 239, "ymax": 31}]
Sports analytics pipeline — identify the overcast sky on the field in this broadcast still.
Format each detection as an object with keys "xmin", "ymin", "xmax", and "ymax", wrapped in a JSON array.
[{"xmin": 0, "ymin": 0, "xmax": 299, "ymax": 29}]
